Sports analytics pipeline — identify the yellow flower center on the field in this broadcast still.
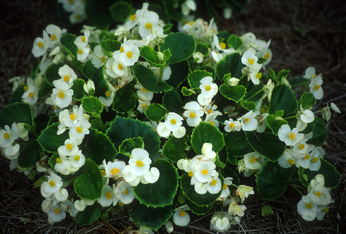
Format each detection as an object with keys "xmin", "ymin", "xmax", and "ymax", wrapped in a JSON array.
[
  {"xmin": 74, "ymin": 14, "xmax": 81, "ymax": 20},
  {"xmin": 315, "ymin": 85, "xmax": 320, "ymax": 90},
  {"xmin": 211, "ymin": 179, "xmax": 217, "ymax": 186},
  {"xmin": 179, "ymin": 211, "xmax": 186, "ymax": 217},
  {"xmin": 189, "ymin": 112, "xmax": 196, "ymax": 118},
  {"xmin": 118, "ymin": 63, "xmax": 123, "ymax": 70},
  {"xmin": 304, "ymin": 154, "xmax": 309, "ymax": 160},
  {"xmin": 223, "ymin": 184, "xmax": 228, "ymax": 190},
  {"xmin": 256, "ymin": 73, "xmax": 262, "ymax": 79},
  {"xmin": 136, "ymin": 160, "xmax": 144, "ymax": 167},
  {"xmin": 315, "ymin": 191, "xmax": 322, "ymax": 197},
  {"xmin": 288, "ymin": 132, "xmax": 295, "ymax": 140},
  {"xmin": 74, "ymin": 155, "xmax": 80, "ymax": 161},
  {"xmin": 66, "ymin": 143, "xmax": 73, "ymax": 151},
  {"xmin": 323, "ymin": 208, "xmax": 329, "ymax": 213},
  {"xmin": 78, "ymin": 49, "xmax": 83, "ymax": 54},
  {"xmin": 145, "ymin": 22, "xmax": 152, "ymax": 29},
  {"xmin": 208, "ymin": 109, "xmax": 213, "ymax": 114},
  {"xmin": 248, "ymin": 58, "xmax": 255, "ymax": 65},
  {"xmin": 264, "ymin": 51, "xmax": 270, "ymax": 59},
  {"xmin": 244, "ymin": 118, "xmax": 250, "ymax": 124},
  {"xmin": 130, "ymin": 14, "xmax": 136, "ymax": 21},
  {"xmin": 54, "ymin": 208, "xmax": 61, "ymax": 214},
  {"xmin": 305, "ymin": 203, "xmax": 313, "ymax": 209},
  {"xmin": 141, "ymin": 87, "xmax": 147, "ymax": 93},
  {"xmin": 101, "ymin": 169, "xmax": 105, "ymax": 176},
  {"xmin": 38, "ymin": 42, "xmax": 43, "ymax": 48},
  {"xmin": 101, "ymin": 56, "xmax": 105, "ymax": 62},
  {"xmin": 299, "ymin": 144, "xmax": 305, "ymax": 150},
  {"xmin": 56, "ymin": 158, "xmax": 62, "ymax": 164},
  {"xmin": 229, "ymin": 122, "xmax": 235, "ymax": 129},
  {"xmin": 312, "ymin": 157, "xmax": 319, "ymax": 163},
  {"xmin": 51, "ymin": 35, "xmax": 57, "ymax": 41},
  {"xmin": 141, "ymin": 104, "xmax": 147, "ymax": 109},
  {"xmin": 126, "ymin": 51, "xmax": 133, "ymax": 58},
  {"xmin": 81, "ymin": 36, "xmax": 85, "ymax": 43},
  {"xmin": 105, "ymin": 191, "xmax": 112, "ymax": 199},
  {"xmin": 58, "ymin": 91, "xmax": 65, "ymax": 99},
  {"xmin": 313, "ymin": 74, "xmax": 317, "ymax": 78},
  {"xmin": 287, "ymin": 159, "xmax": 295, "ymax": 165},
  {"xmin": 24, "ymin": 86, "xmax": 28, "ymax": 91},
  {"xmin": 210, "ymin": 121, "xmax": 214, "ymax": 125},
  {"xmin": 70, "ymin": 113, "xmax": 75, "ymax": 120},
  {"xmin": 250, "ymin": 157, "xmax": 256, "ymax": 164},
  {"xmin": 220, "ymin": 42, "xmax": 226, "ymax": 49},
  {"xmin": 64, "ymin": 75, "xmax": 70, "ymax": 82},
  {"xmin": 105, "ymin": 91, "xmax": 111, "ymax": 97},
  {"xmin": 120, "ymin": 46, "xmax": 124, "ymax": 53},
  {"xmin": 188, "ymin": 171, "xmax": 193, "ymax": 177},
  {"xmin": 49, "ymin": 180, "xmax": 55, "ymax": 187},
  {"xmin": 189, "ymin": 21, "xmax": 194, "ymax": 26},
  {"xmin": 123, "ymin": 189, "xmax": 128, "ymax": 195},
  {"xmin": 201, "ymin": 168, "xmax": 208, "ymax": 175},
  {"xmin": 76, "ymin": 126, "xmax": 83, "ymax": 133},
  {"xmin": 170, "ymin": 119, "xmax": 177, "ymax": 125},
  {"xmin": 205, "ymin": 85, "xmax": 211, "ymax": 91},
  {"xmin": 28, "ymin": 92, "xmax": 34, "ymax": 98},
  {"xmin": 111, "ymin": 167, "xmax": 120, "ymax": 175}
]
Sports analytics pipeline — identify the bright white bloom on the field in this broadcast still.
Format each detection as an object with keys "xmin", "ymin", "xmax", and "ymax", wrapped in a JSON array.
[
  {"xmin": 32, "ymin": 30, "xmax": 50, "ymax": 57},
  {"xmin": 193, "ymin": 51, "xmax": 204, "ymax": 63},
  {"xmin": 128, "ymin": 148, "xmax": 152, "ymax": 176},
  {"xmin": 58, "ymin": 136, "xmax": 78, "ymax": 156},
  {"xmin": 241, "ymin": 48, "xmax": 258, "ymax": 67},
  {"xmin": 74, "ymin": 29, "xmax": 90, "ymax": 47},
  {"xmin": 3, "ymin": 143, "xmax": 20, "ymax": 160},
  {"xmin": 119, "ymin": 41, "xmax": 139, "ymax": 66},
  {"xmin": 165, "ymin": 112, "xmax": 183, "ymax": 132},
  {"xmin": 278, "ymin": 149, "xmax": 298, "ymax": 168},
  {"xmin": 16, "ymin": 123, "xmax": 28, "ymax": 141},
  {"xmin": 183, "ymin": 101, "xmax": 204, "ymax": 127},
  {"xmin": 138, "ymin": 11, "xmax": 160, "ymax": 38},
  {"xmin": 206, "ymin": 175, "xmax": 222, "ymax": 194},
  {"xmin": 303, "ymin": 67, "xmax": 316, "ymax": 79},
  {"xmin": 309, "ymin": 75, "xmax": 323, "ymax": 100},
  {"xmin": 300, "ymin": 109, "xmax": 315, "ymax": 123},
  {"xmin": 97, "ymin": 185, "xmax": 117, "ymax": 207},
  {"xmin": 165, "ymin": 221, "xmax": 174, "ymax": 233},
  {"xmin": 55, "ymin": 188, "xmax": 69, "ymax": 202},
  {"xmin": 90, "ymin": 45, "xmax": 106, "ymax": 68},
  {"xmin": 48, "ymin": 204, "xmax": 66, "ymax": 223},
  {"xmin": 69, "ymin": 118, "xmax": 91, "ymax": 143},
  {"xmin": 257, "ymin": 112, "xmax": 269, "ymax": 133},
  {"xmin": 308, "ymin": 184, "xmax": 332, "ymax": 206},
  {"xmin": 68, "ymin": 150, "xmax": 85, "ymax": 172},
  {"xmin": 75, "ymin": 42, "xmax": 90, "ymax": 61},
  {"xmin": 201, "ymin": 143, "xmax": 216, "ymax": 160},
  {"xmin": 173, "ymin": 206, "xmax": 190, "ymax": 227},
  {"xmin": 297, "ymin": 194, "xmax": 318, "ymax": 221},
  {"xmin": 278, "ymin": 124, "xmax": 304, "ymax": 146},
  {"xmin": 194, "ymin": 160, "xmax": 216, "ymax": 183},
  {"xmin": 236, "ymin": 185, "xmax": 254, "ymax": 202},
  {"xmin": 0, "ymin": 123, "xmax": 18, "ymax": 148},
  {"xmin": 58, "ymin": 65, "xmax": 77, "ymax": 87},
  {"xmin": 103, "ymin": 159, "xmax": 126, "ymax": 178},
  {"xmin": 114, "ymin": 181, "xmax": 135, "ymax": 204},
  {"xmin": 22, "ymin": 78, "xmax": 38, "ymax": 105},
  {"xmin": 46, "ymin": 24, "xmax": 65, "ymax": 48},
  {"xmin": 41, "ymin": 172, "xmax": 63, "ymax": 198},
  {"xmin": 172, "ymin": 126, "xmax": 186, "ymax": 138},
  {"xmin": 316, "ymin": 206, "xmax": 330, "ymax": 221},
  {"xmin": 54, "ymin": 155, "xmax": 70, "ymax": 175},
  {"xmin": 197, "ymin": 93, "xmax": 212, "ymax": 106},
  {"xmin": 122, "ymin": 165, "xmax": 141, "ymax": 186},
  {"xmin": 244, "ymin": 152, "xmax": 264, "ymax": 170},
  {"xmin": 199, "ymin": 76, "xmax": 218, "ymax": 98},
  {"xmin": 210, "ymin": 213, "xmax": 231, "ymax": 232},
  {"xmin": 157, "ymin": 122, "xmax": 171, "ymax": 138},
  {"xmin": 135, "ymin": 84, "xmax": 154, "ymax": 101},
  {"xmin": 228, "ymin": 197, "xmax": 247, "ymax": 216},
  {"xmin": 239, "ymin": 111, "xmax": 258, "ymax": 131},
  {"xmin": 83, "ymin": 79, "xmax": 95, "ymax": 94},
  {"xmin": 181, "ymin": 0, "xmax": 196, "ymax": 15},
  {"xmin": 51, "ymin": 80, "xmax": 73, "ymax": 108},
  {"xmin": 144, "ymin": 167, "xmax": 160, "ymax": 183},
  {"xmin": 224, "ymin": 118, "xmax": 242, "ymax": 132},
  {"xmin": 74, "ymin": 199, "xmax": 86, "ymax": 212}
]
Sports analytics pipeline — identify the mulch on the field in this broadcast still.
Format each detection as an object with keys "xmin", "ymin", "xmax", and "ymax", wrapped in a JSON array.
[{"xmin": 0, "ymin": 0, "xmax": 345, "ymax": 233}]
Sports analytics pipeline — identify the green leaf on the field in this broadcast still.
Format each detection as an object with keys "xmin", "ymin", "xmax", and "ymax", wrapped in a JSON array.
[
  {"xmin": 72, "ymin": 79, "xmax": 86, "ymax": 101},
  {"xmin": 130, "ymin": 200, "xmax": 175, "ymax": 231},
  {"xmin": 91, "ymin": 67, "xmax": 109, "ymax": 98},
  {"xmin": 181, "ymin": 173, "xmax": 223, "ymax": 206},
  {"xmin": 140, "ymin": 46, "xmax": 165, "ymax": 67},
  {"xmin": 244, "ymin": 81, "xmax": 264, "ymax": 101},
  {"xmin": 44, "ymin": 63, "xmax": 65, "ymax": 86},
  {"xmin": 299, "ymin": 93, "xmax": 316, "ymax": 110},
  {"xmin": 0, "ymin": 102, "xmax": 33, "ymax": 129},
  {"xmin": 216, "ymin": 53, "xmax": 245, "ymax": 81},
  {"xmin": 165, "ymin": 60, "xmax": 189, "ymax": 88},
  {"xmin": 162, "ymin": 136, "xmax": 187, "ymax": 162},
  {"xmin": 82, "ymin": 96, "xmax": 103, "ymax": 117},
  {"xmin": 163, "ymin": 24, "xmax": 173, "ymax": 34},
  {"xmin": 187, "ymin": 70, "xmax": 212, "ymax": 89},
  {"xmin": 109, "ymin": 1, "xmax": 132, "ymax": 22},
  {"xmin": 185, "ymin": 198, "xmax": 212, "ymax": 215},
  {"xmin": 227, "ymin": 34, "xmax": 242, "ymax": 50},
  {"xmin": 30, "ymin": 58, "xmax": 40, "ymax": 80},
  {"xmin": 196, "ymin": 43, "xmax": 209, "ymax": 56},
  {"xmin": 277, "ymin": 69, "xmax": 290, "ymax": 80},
  {"xmin": 37, "ymin": 123, "xmax": 69, "ymax": 153},
  {"xmin": 74, "ymin": 159, "xmax": 103, "ymax": 200},
  {"xmin": 82, "ymin": 60, "xmax": 98, "ymax": 79},
  {"xmin": 73, "ymin": 204, "xmax": 102, "ymax": 225},
  {"xmin": 305, "ymin": 159, "xmax": 341, "ymax": 188},
  {"xmin": 60, "ymin": 33, "xmax": 78, "ymax": 58},
  {"xmin": 82, "ymin": 128, "xmax": 118, "ymax": 165},
  {"xmin": 269, "ymin": 84, "xmax": 298, "ymax": 116},
  {"xmin": 132, "ymin": 64, "xmax": 173, "ymax": 93},
  {"xmin": 119, "ymin": 137, "xmax": 144, "ymax": 156},
  {"xmin": 246, "ymin": 132, "xmax": 286, "ymax": 162},
  {"xmin": 134, "ymin": 159, "xmax": 178, "ymax": 207},
  {"xmin": 90, "ymin": 119, "xmax": 105, "ymax": 133},
  {"xmin": 100, "ymin": 39, "xmax": 121, "ymax": 57},
  {"xmin": 85, "ymin": 0, "xmax": 115, "ymax": 28},
  {"xmin": 191, "ymin": 122, "xmax": 224, "ymax": 154},
  {"xmin": 306, "ymin": 117, "xmax": 327, "ymax": 146},
  {"xmin": 160, "ymin": 32, "xmax": 196, "ymax": 64},
  {"xmin": 163, "ymin": 90, "xmax": 184, "ymax": 114},
  {"xmin": 268, "ymin": 69, "xmax": 276, "ymax": 82},
  {"xmin": 256, "ymin": 161, "xmax": 294, "ymax": 200},
  {"xmin": 144, "ymin": 103, "xmax": 166, "ymax": 122},
  {"xmin": 9, "ymin": 83, "xmax": 26, "ymax": 104},
  {"xmin": 221, "ymin": 166, "xmax": 240, "ymax": 193},
  {"xmin": 224, "ymin": 131, "xmax": 252, "ymax": 157},
  {"xmin": 219, "ymin": 84, "xmax": 246, "ymax": 103},
  {"xmin": 242, "ymin": 101, "xmax": 256, "ymax": 111},
  {"xmin": 181, "ymin": 86, "xmax": 194, "ymax": 96},
  {"xmin": 288, "ymin": 77, "xmax": 309, "ymax": 87},
  {"xmin": 112, "ymin": 83, "xmax": 137, "ymax": 113},
  {"xmin": 38, "ymin": 79, "xmax": 53, "ymax": 98},
  {"xmin": 107, "ymin": 117, "xmax": 160, "ymax": 159},
  {"xmin": 18, "ymin": 140, "xmax": 42, "ymax": 168},
  {"xmin": 266, "ymin": 114, "xmax": 288, "ymax": 135},
  {"xmin": 48, "ymin": 153, "xmax": 59, "ymax": 170}
]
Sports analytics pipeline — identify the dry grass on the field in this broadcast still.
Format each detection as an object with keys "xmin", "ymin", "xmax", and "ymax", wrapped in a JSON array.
[{"xmin": 0, "ymin": 0, "xmax": 345, "ymax": 233}]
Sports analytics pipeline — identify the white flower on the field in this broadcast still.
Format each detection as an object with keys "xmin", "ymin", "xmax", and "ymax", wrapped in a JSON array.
[
  {"xmin": 197, "ymin": 93, "xmax": 212, "ymax": 106},
  {"xmin": 241, "ymin": 48, "xmax": 258, "ymax": 67},
  {"xmin": 181, "ymin": 0, "xmax": 196, "ymax": 15},
  {"xmin": 210, "ymin": 214, "xmax": 231, "ymax": 232},
  {"xmin": 224, "ymin": 118, "xmax": 242, "ymax": 132},
  {"xmin": 69, "ymin": 118, "xmax": 91, "ymax": 143},
  {"xmin": 303, "ymin": 67, "xmax": 316, "ymax": 79},
  {"xmin": 172, "ymin": 126, "xmax": 186, "ymax": 138},
  {"xmin": 194, "ymin": 160, "xmax": 216, "ymax": 183},
  {"xmin": 55, "ymin": 188, "xmax": 69, "ymax": 202},
  {"xmin": 54, "ymin": 155, "xmax": 70, "ymax": 175},
  {"xmin": 183, "ymin": 101, "xmax": 204, "ymax": 127},
  {"xmin": 83, "ymin": 79, "xmax": 95, "ymax": 94},
  {"xmin": 4, "ymin": 143, "xmax": 20, "ymax": 160},
  {"xmin": 114, "ymin": 181, "xmax": 135, "ymax": 204},
  {"xmin": 316, "ymin": 206, "xmax": 330, "ymax": 221},
  {"xmin": 206, "ymin": 176, "xmax": 222, "ymax": 194},
  {"xmin": 32, "ymin": 30, "xmax": 50, "ymax": 57},
  {"xmin": 75, "ymin": 42, "xmax": 90, "ymax": 61},
  {"xmin": 308, "ymin": 184, "xmax": 332, "ymax": 206},
  {"xmin": 74, "ymin": 29, "xmax": 90, "ymax": 47},
  {"xmin": 144, "ymin": 167, "xmax": 160, "ymax": 183},
  {"xmin": 22, "ymin": 78, "xmax": 38, "ymax": 105},
  {"xmin": 58, "ymin": 65, "xmax": 77, "ymax": 87},
  {"xmin": 278, "ymin": 124, "xmax": 304, "ymax": 146},
  {"xmin": 48, "ymin": 204, "xmax": 66, "ymax": 223},
  {"xmin": 244, "ymin": 152, "xmax": 264, "ymax": 170},
  {"xmin": 97, "ymin": 185, "xmax": 117, "ymax": 207},
  {"xmin": 103, "ymin": 159, "xmax": 126, "ymax": 178},
  {"xmin": 278, "ymin": 149, "xmax": 298, "ymax": 168},
  {"xmin": 157, "ymin": 122, "xmax": 171, "ymax": 138},
  {"xmin": 68, "ymin": 150, "xmax": 85, "ymax": 171},
  {"xmin": 58, "ymin": 136, "xmax": 78, "ymax": 156},
  {"xmin": 16, "ymin": 123, "xmax": 28, "ymax": 141},
  {"xmin": 122, "ymin": 165, "xmax": 140, "ymax": 186},
  {"xmin": 199, "ymin": 76, "xmax": 218, "ymax": 98},
  {"xmin": 137, "ymin": 99, "xmax": 151, "ymax": 113},
  {"xmin": 173, "ymin": 206, "xmax": 190, "ymax": 227},
  {"xmin": 165, "ymin": 112, "xmax": 183, "ymax": 132},
  {"xmin": 165, "ymin": 221, "xmax": 174, "ymax": 233},
  {"xmin": 297, "ymin": 194, "xmax": 318, "ymax": 221},
  {"xmin": 46, "ymin": 24, "xmax": 65, "ymax": 48},
  {"xmin": 236, "ymin": 185, "xmax": 254, "ymax": 202},
  {"xmin": 41, "ymin": 172, "xmax": 63, "ymax": 198},
  {"xmin": 74, "ymin": 199, "xmax": 86, "ymax": 212},
  {"xmin": 309, "ymin": 75, "xmax": 323, "ymax": 100},
  {"xmin": 239, "ymin": 111, "xmax": 258, "ymax": 131},
  {"xmin": 128, "ymin": 148, "xmax": 152, "ymax": 176},
  {"xmin": 0, "ymin": 123, "xmax": 18, "ymax": 148},
  {"xmin": 193, "ymin": 51, "xmax": 204, "ymax": 63},
  {"xmin": 300, "ymin": 109, "xmax": 315, "ymax": 123},
  {"xmin": 51, "ymin": 80, "xmax": 73, "ymax": 108},
  {"xmin": 119, "ymin": 41, "xmax": 139, "ymax": 66},
  {"xmin": 331, "ymin": 103, "xmax": 341, "ymax": 113},
  {"xmin": 201, "ymin": 143, "xmax": 216, "ymax": 160},
  {"xmin": 138, "ymin": 11, "xmax": 160, "ymax": 38}
]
